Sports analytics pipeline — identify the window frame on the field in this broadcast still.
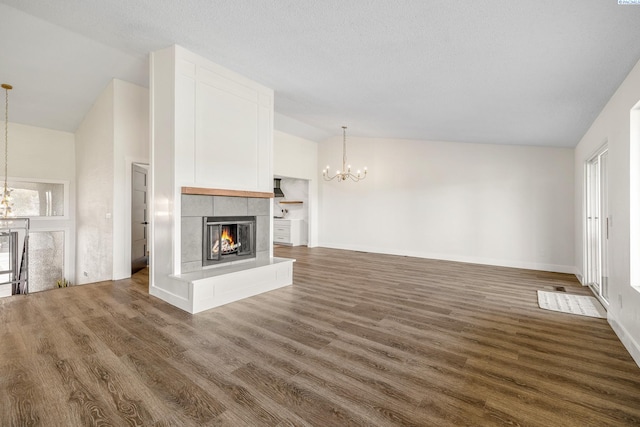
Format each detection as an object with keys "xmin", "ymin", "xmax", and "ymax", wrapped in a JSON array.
[{"xmin": 5, "ymin": 177, "xmax": 70, "ymax": 220}]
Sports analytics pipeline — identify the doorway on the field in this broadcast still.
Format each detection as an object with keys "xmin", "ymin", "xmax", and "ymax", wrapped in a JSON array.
[
  {"xmin": 273, "ymin": 176, "xmax": 310, "ymax": 247},
  {"xmin": 585, "ymin": 145, "xmax": 609, "ymax": 305},
  {"xmin": 131, "ymin": 163, "xmax": 149, "ymax": 274}
]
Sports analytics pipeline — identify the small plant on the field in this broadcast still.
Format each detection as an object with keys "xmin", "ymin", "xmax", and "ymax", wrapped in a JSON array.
[{"xmin": 56, "ymin": 278, "xmax": 70, "ymax": 288}]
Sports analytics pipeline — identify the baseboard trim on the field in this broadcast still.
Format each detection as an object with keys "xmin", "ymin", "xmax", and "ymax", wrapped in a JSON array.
[
  {"xmin": 318, "ymin": 242, "xmax": 576, "ymax": 274},
  {"xmin": 149, "ymin": 284, "xmax": 192, "ymax": 313},
  {"xmin": 609, "ymin": 314, "xmax": 640, "ymax": 369}
]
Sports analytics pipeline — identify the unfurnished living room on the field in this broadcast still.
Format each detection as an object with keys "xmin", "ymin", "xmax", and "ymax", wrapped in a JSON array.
[{"xmin": 1, "ymin": 1, "xmax": 640, "ymax": 426}]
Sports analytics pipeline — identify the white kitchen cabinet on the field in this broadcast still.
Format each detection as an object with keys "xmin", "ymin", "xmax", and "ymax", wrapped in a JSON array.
[{"xmin": 273, "ymin": 219, "xmax": 306, "ymax": 246}]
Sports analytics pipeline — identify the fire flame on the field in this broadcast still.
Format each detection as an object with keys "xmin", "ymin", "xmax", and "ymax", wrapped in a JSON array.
[{"xmin": 221, "ymin": 228, "xmax": 234, "ymax": 246}]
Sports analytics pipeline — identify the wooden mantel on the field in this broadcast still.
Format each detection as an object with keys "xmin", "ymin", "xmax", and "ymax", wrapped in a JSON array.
[{"xmin": 181, "ymin": 187, "xmax": 274, "ymax": 198}]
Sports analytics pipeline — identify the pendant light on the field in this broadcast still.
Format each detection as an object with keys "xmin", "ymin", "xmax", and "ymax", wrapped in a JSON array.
[
  {"xmin": 322, "ymin": 126, "xmax": 368, "ymax": 182},
  {"xmin": 1, "ymin": 83, "xmax": 13, "ymax": 218}
]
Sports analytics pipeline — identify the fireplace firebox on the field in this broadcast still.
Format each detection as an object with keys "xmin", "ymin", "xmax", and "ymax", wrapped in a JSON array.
[{"xmin": 202, "ymin": 216, "xmax": 256, "ymax": 266}]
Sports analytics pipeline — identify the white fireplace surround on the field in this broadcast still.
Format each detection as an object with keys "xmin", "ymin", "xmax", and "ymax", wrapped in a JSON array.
[
  {"xmin": 149, "ymin": 45, "xmax": 294, "ymax": 314},
  {"xmin": 149, "ymin": 192, "xmax": 295, "ymax": 314}
]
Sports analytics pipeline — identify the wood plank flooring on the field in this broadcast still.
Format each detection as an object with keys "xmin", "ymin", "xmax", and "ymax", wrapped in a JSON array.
[{"xmin": 1, "ymin": 246, "xmax": 640, "ymax": 426}]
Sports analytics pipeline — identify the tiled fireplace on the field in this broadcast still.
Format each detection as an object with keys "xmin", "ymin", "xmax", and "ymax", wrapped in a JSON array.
[
  {"xmin": 170, "ymin": 191, "xmax": 293, "ymax": 314},
  {"xmin": 181, "ymin": 194, "xmax": 270, "ymax": 273},
  {"xmin": 150, "ymin": 45, "xmax": 290, "ymax": 315}
]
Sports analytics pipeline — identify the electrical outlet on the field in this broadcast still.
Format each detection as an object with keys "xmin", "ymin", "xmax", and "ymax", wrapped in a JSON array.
[
  {"xmin": 619, "ymin": 294, "xmax": 623, "ymax": 309},
  {"xmin": 84, "ymin": 271, "xmax": 88, "ymax": 277}
]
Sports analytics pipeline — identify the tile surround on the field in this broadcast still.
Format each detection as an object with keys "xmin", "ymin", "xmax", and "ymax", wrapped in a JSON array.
[
  {"xmin": 255, "ymin": 215, "xmax": 270, "ymax": 252},
  {"xmin": 181, "ymin": 194, "xmax": 270, "ymax": 273},
  {"xmin": 180, "ymin": 216, "xmax": 202, "ymax": 263},
  {"xmin": 213, "ymin": 196, "xmax": 248, "ymax": 216},
  {"xmin": 182, "ymin": 195, "xmax": 214, "ymax": 216},
  {"xmin": 249, "ymin": 197, "xmax": 270, "ymax": 216}
]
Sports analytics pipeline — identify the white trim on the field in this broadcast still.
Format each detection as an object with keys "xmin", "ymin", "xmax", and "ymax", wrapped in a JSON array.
[
  {"xmin": 6, "ymin": 177, "xmax": 70, "ymax": 220},
  {"xmin": 319, "ymin": 242, "xmax": 577, "ymax": 274},
  {"xmin": 148, "ymin": 51, "xmax": 156, "ymax": 291},
  {"xmin": 114, "ymin": 158, "xmax": 149, "ymax": 281},
  {"xmin": 588, "ymin": 283, "xmax": 611, "ymax": 309},
  {"xmin": 5, "ymin": 176, "xmax": 75, "ymax": 286},
  {"xmin": 582, "ymin": 155, "xmax": 589, "ymax": 287},
  {"xmin": 583, "ymin": 142, "xmax": 609, "ymax": 301},
  {"xmin": 630, "ymin": 100, "xmax": 640, "ymax": 292},
  {"xmin": 149, "ymin": 283, "xmax": 191, "ymax": 312},
  {"xmin": 609, "ymin": 314, "xmax": 640, "ymax": 369}
]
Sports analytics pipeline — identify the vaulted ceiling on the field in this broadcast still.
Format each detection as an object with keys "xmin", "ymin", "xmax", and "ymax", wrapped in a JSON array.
[{"xmin": 1, "ymin": 0, "xmax": 640, "ymax": 146}]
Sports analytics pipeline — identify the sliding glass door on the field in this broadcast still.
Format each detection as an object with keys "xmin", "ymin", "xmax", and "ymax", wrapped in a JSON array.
[{"xmin": 585, "ymin": 147, "xmax": 609, "ymax": 304}]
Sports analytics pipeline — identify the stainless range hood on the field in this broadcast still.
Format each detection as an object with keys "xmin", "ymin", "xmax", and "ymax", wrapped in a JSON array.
[{"xmin": 273, "ymin": 178, "xmax": 285, "ymax": 198}]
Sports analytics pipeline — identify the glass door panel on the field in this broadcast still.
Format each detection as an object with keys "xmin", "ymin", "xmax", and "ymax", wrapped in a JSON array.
[
  {"xmin": 585, "ymin": 147, "xmax": 609, "ymax": 304},
  {"xmin": 599, "ymin": 151, "xmax": 609, "ymax": 302}
]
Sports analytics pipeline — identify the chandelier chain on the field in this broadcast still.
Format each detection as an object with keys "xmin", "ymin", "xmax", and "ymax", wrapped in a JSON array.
[
  {"xmin": 342, "ymin": 126, "xmax": 347, "ymax": 171},
  {"xmin": 4, "ymin": 85, "xmax": 8, "ymax": 193},
  {"xmin": 1, "ymin": 83, "xmax": 12, "ymax": 218}
]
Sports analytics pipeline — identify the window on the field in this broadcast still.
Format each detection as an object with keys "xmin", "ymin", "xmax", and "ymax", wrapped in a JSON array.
[
  {"xmin": 8, "ymin": 180, "xmax": 65, "ymax": 217},
  {"xmin": 2, "ymin": 178, "xmax": 71, "ymax": 293}
]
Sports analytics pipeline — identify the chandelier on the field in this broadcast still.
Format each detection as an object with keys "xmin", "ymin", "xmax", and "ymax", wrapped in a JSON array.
[
  {"xmin": 322, "ymin": 126, "xmax": 367, "ymax": 182},
  {"xmin": 1, "ymin": 83, "xmax": 13, "ymax": 218}
]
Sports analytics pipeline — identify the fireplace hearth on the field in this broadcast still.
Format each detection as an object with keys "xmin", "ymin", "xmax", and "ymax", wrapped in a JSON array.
[
  {"xmin": 165, "ymin": 193, "xmax": 294, "ymax": 314},
  {"xmin": 203, "ymin": 216, "xmax": 256, "ymax": 266}
]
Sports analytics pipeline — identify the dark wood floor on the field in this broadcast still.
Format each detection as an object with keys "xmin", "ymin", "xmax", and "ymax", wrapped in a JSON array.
[{"xmin": 1, "ymin": 246, "xmax": 639, "ymax": 426}]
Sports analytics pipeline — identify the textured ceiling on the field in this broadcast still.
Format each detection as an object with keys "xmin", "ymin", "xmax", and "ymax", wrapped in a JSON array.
[{"xmin": 1, "ymin": 1, "xmax": 640, "ymax": 146}]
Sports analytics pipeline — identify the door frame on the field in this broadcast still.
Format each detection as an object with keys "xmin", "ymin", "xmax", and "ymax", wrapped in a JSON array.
[
  {"xmin": 118, "ymin": 158, "xmax": 149, "ymax": 280},
  {"xmin": 583, "ymin": 142, "xmax": 609, "ymax": 306}
]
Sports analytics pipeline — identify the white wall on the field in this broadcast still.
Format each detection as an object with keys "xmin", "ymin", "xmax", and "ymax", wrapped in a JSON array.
[
  {"xmin": 319, "ymin": 136, "xmax": 575, "ymax": 272},
  {"xmin": 273, "ymin": 129, "xmax": 319, "ymax": 246},
  {"xmin": 8, "ymin": 122, "xmax": 75, "ymax": 284},
  {"xmin": 575, "ymin": 59, "xmax": 640, "ymax": 366},
  {"xmin": 150, "ymin": 45, "xmax": 275, "ymax": 311},
  {"xmin": 75, "ymin": 81, "xmax": 114, "ymax": 284},
  {"xmin": 75, "ymin": 79, "xmax": 149, "ymax": 284},
  {"xmin": 10, "ymin": 123, "xmax": 75, "ymax": 182},
  {"xmin": 112, "ymin": 80, "xmax": 149, "ymax": 280},
  {"xmin": 275, "ymin": 178, "xmax": 309, "ymax": 221}
]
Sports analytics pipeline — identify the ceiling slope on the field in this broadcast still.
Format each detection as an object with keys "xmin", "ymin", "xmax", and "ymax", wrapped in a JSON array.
[{"xmin": 1, "ymin": 0, "xmax": 640, "ymax": 146}]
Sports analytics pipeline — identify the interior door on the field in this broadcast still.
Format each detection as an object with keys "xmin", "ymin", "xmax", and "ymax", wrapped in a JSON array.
[
  {"xmin": 585, "ymin": 148, "xmax": 609, "ymax": 304},
  {"xmin": 131, "ymin": 163, "xmax": 148, "ymax": 274}
]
